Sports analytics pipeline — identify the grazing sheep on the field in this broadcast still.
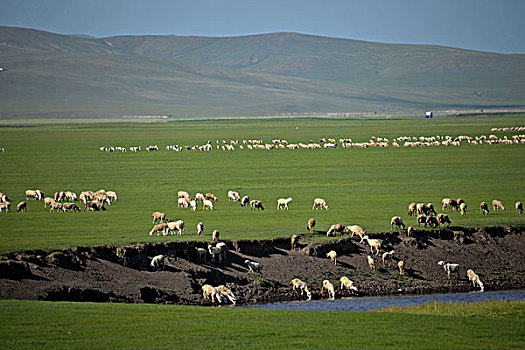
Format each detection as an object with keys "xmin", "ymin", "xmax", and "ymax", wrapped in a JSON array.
[
  {"xmin": 197, "ymin": 221, "xmax": 204, "ymax": 236},
  {"xmin": 195, "ymin": 247, "xmax": 208, "ymax": 263},
  {"xmin": 442, "ymin": 198, "xmax": 459, "ymax": 211},
  {"xmin": 228, "ymin": 191, "xmax": 240, "ymax": 202},
  {"xmin": 106, "ymin": 191, "xmax": 118, "ymax": 202},
  {"xmin": 152, "ymin": 211, "xmax": 167, "ymax": 224},
  {"xmin": 438, "ymin": 260, "xmax": 460, "ymax": 279},
  {"xmin": 362, "ymin": 235, "xmax": 382, "ymax": 256},
  {"xmin": 0, "ymin": 192, "xmax": 10, "ymax": 203},
  {"xmin": 54, "ymin": 191, "xmax": 66, "ymax": 202},
  {"xmin": 457, "ymin": 198, "xmax": 465, "ymax": 208},
  {"xmin": 150, "ymin": 255, "xmax": 166, "ymax": 270},
  {"xmin": 291, "ymin": 235, "xmax": 298, "ymax": 251},
  {"xmin": 245, "ymin": 259, "xmax": 262, "ymax": 273},
  {"xmin": 398, "ymin": 260, "xmax": 405, "ymax": 275},
  {"xmin": 460, "ymin": 202, "xmax": 468, "ymax": 216},
  {"xmin": 201, "ymin": 284, "xmax": 220, "ymax": 303},
  {"xmin": 216, "ymin": 285, "xmax": 237, "ymax": 305},
  {"xmin": 290, "ymin": 278, "xmax": 312, "ymax": 300},
  {"xmin": 64, "ymin": 191, "xmax": 77, "ymax": 202},
  {"xmin": 177, "ymin": 191, "xmax": 191, "ymax": 202},
  {"xmin": 79, "ymin": 191, "xmax": 92, "ymax": 204},
  {"xmin": 437, "ymin": 213, "xmax": 451, "ymax": 227},
  {"xmin": 491, "ymin": 199, "xmax": 505, "ymax": 211},
  {"xmin": 35, "ymin": 189, "xmax": 44, "ymax": 200},
  {"xmin": 312, "ymin": 198, "xmax": 329, "ymax": 210},
  {"xmin": 63, "ymin": 202, "xmax": 80, "ymax": 212},
  {"xmin": 44, "ymin": 197, "xmax": 55, "ymax": 208},
  {"xmin": 407, "ymin": 226, "xmax": 414, "ymax": 237},
  {"xmin": 326, "ymin": 250, "xmax": 337, "ymax": 265},
  {"xmin": 480, "ymin": 202, "xmax": 490, "ymax": 215},
  {"xmin": 417, "ymin": 214, "xmax": 428, "ymax": 228},
  {"xmin": 167, "ymin": 220, "xmax": 184, "ymax": 236},
  {"xmin": 408, "ymin": 202, "xmax": 417, "ymax": 216},
  {"xmin": 195, "ymin": 193, "xmax": 205, "ymax": 202},
  {"xmin": 149, "ymin": 223, "xmax": 168, "ymax": 236},
  {"xmin": 85, "ymin": 201, "xmax": 106, "ymax": 212},
  {"xmin": 340, "ymin": 276, "xmax": 358, "ymax": 293},
  {"xmin": 250, "ymin": 200, "xmax": 264, "ymax": 211},
  {"xmin": 277, "ymin": 197, "xmax": 293, "ymax": 210},
  {"xmin": 0, "ymin": 201, "xmax": 11, "ymax": 213},
  {"xmin": 322, "ymin": 280, "xmax": 335, "ymax": 299},
  {"xmin": 327, "ymin": 224, "xmax": 346, "ymax": 237},
  {"xmin": 50, "ymin": 202, "xmax": 65, "ymax": 213},
  {"xmin": 25, "ymin": 190, "xmax": 40, "ymax": 200},
  {"xmin": 416, "ymin": 203, "xmax": 426, "ymax": 216},
  {"xmin": 382, "ymin": 250, "xmax": 395, "ymax": 268},
  {"xmin": 216, "ymin": 242, "xmax": 228, "ymax": 261},
  {"xmin": 426, "ymin": 203, "xmax": 437, "ymax": 216},
  {"xmin": 189, "ymin": 200, "xmax": 197, "ymax": 211},
  {"xmin": 240, "ymin": 196, "xmax": 250, "ymax": 207},
  {"xmin": 208, "ymin": 244, "xmax": 223, "ymax": 265},
  {"xmin": 390, "ymin": 216, "xmax": 406, "ymax": 231},
  {"xmin": 211, "ymin": 230, "xmax": 220, "ymax": 242},
  {"xmin": 205, "ymin": 193, "xmax": 218, "ymax": 201},
  {"xmin": 516, "ymin": 201, "xmax": 523, "ymax": 214},
  {"xmin": 426, "ymin": 215, "xmax": 439, "ymax": 228},
  {"xmin": 466, "ymin": 269, "xmax": 484, "ymax": 292},
  {"xmin": 367, "ymin": 255, "xmax": 376, "ymax": 272},
  {"xmin": 16, "ymin": 201, "xmax": 27, "ymax": 213},
  {"xmin": 307, "ymin": 218, "xmax": 316, "ymax": 232},
  {"xmin": 347, "ymin": 225, "xmax": 366, "ymax": 243},
  {"xmin": 178, "ymin": 197, "xmax": 189, "ymax": 208},
  {"xmin": 202, "ymin": 199, "xmax": 214, "ymax": 211}
]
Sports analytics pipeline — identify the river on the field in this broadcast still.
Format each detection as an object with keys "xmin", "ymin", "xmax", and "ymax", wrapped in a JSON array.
[{"xmin": 240, "ymin": 289, "xmax": 525, "ymax": 312}]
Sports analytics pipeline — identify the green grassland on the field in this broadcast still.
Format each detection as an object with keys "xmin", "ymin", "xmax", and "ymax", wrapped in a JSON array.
[
  {"xmin": 0, "ymin": 115, "xmax": 524, "ymax": 253},
  {"xmin": 0, "ymin": 299, "xmax": 523, "ymax": 349}
]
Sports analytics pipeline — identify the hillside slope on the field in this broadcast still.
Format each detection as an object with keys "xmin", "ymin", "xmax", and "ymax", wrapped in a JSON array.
[{"xmin": 1, "ymin": 26, "xmax": 524, "ymax": 118}]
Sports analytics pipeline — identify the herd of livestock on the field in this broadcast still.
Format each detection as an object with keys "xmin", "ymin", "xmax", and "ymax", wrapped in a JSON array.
[
  {"xmin": 98, "ymin": 129, "xmax": 525, "ymax": 153},
  {"xmin": 0, "ymin": 189, "xmax": 118, "ymax": 214},
  {"xmin": 144, "ymin": 190, "xmax": 522, "ymax": 305}
]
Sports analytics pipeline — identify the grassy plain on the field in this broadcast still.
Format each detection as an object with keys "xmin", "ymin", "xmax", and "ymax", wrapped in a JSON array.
[
  {"xmin": 0, "ymin": 115, "xmax": 524, "ymax": 253},
  {"xmin": 0, "ymin": 299, "xmax": 523, "ymax": 349}
]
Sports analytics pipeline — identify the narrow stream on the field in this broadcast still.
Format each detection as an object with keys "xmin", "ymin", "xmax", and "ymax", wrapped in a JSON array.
[{"xmin": 240, "ymin": 289, "xmax": 525, "ymax": 312}]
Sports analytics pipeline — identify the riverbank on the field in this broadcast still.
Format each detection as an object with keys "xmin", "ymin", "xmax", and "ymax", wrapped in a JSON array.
[{"xmin": 1, "ymin": 226, "xmax": 524, "ymax": 305}]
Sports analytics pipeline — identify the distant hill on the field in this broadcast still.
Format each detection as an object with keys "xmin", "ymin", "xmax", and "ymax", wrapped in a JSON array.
[{"xmin": 0, "ymin": 26, "xmax": 524, "ymax": 119}]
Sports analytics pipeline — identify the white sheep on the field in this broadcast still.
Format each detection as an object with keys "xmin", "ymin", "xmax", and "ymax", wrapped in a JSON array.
[
  {"xmin": 195, "ymin": 193, "xmax": 205, "ymax": 202},
  {"xmin": 166, "ymin": 220, "xmax": 184, "ymax": 236},
  {"xmin": 382, "ymin": 250, "xmax": 395, "ymax": 268},
  {"xmin": 149, "ymin": 223, "xmax": 168, "ymax": 236},
  {"xmin": 277, "ymin": 197, "xmax": 293, "ymax": 210},
  {"xmin": 245, "ymin": 259, "xmax": 262, "ymax": 273},
  {"xmin": 312, "ymin": 198, "xmax": 329, "ymax": 210},
  {"xmin": 347, "ymin": 225, "xmax": 366, "ymax": 243},
  {"xmin": 205, "ymin": 193, "xmax": 218, "ymax": 201},
  {"xmin": 150, "ymin": 255, "xmax": 166, "ymax": 270},
  {"xmin": 203, "ymin": 199, "xmax": 214, "ymax": 210},
  {"xmin": 367, "ymin": 255, "xmax": 376, "ymax": 272},
  {"xmin": 216, "ymin": 285, "xmax": 237, "ymax": 305},
  {"xmin": 152, "ymin": 211, "xmax": 167, "ymax": 223},
  {"xmin": 326, "ymin": 250, "xmax": 337, "ymax": 265},
  {"xmin": 516, "ymin": 201, "xmax": 523, "ymax": 214},
  {"xmin": 398, "ymin": 260, "xmax": 405, "ymax": 275},
  {"xmin": 201, "ymin": 284, "xmax": 220, "ymax": 304},
  {"xmin": 491, "ymin": 199, "xmax": 505, "ymax": 211},
  {"xmin": 208, "ymin": 244, "xmax": 223, "ymax": 265},
  {"xmin": 291, "ymin": 234, "xmax": 298, "ymax": 251},
  {"xmin": 326, "ymin": 224, "xmax": 346, "ymax": 237},
  {"xmin": 460, "ymin": 202, "xmax": 468, "ymax": 216},
  {"xmin": 391, "ymin": 216, "xmax": 406, "ymax": 231},
  {"xmin": 340, "ymin": 276, "xmax": 358, "ymax": 293},
  {"xmin": 408, "ymin": 202, "xmax": 417, "ymax": 216},
  {"xmin": 189, "ymin": 200, "xmax": 197, "ymax": 211},
  {"xmin": 106, "ymin": 191, "xmax": 118, "ymax": 202},
  {"xmin": 216, "ymin": 242, "xmax": 228, "ymax": 261},
  {"xmin": 290, "ymin": 278, "xmax": 312, "ymax": 300},
  {"xmin": 240, "ymin": 195, "xmax": 250, "ymax": 207},
  {"xmin": 212, "ymin": 230, "xmax": 220, "ymax": 242},
  {"xmin": 228, "ymin": 190, "xmax": 240, "ymax": 202},
  {"xmin": 362, "ymin": 235, "xmax": 382, "ymax": 256},
  {"xmin": 466, "ymin": 269, "xmax": 484, "ymax": 292},
  {"xmin": 197, "ymin": 221, "xmax": 204, "ymax": 235},
  {"xmin": 307, "ymin": 218, "xmax": 316, "ymax": 232},
  {"xmin": 321, "ymin": 280, "xmax": 335, "ymax": 299},
  {"xmin": 250, "ymin": 200, "xmax": 264, "ymax": 210},
  {"xmin": 480, "ymin": 202, "xmax": 490, "ymax": 215},
  {"xmin": 438, "ymin": 260, "xmax": 460, "ymax": 279},
  {"xmin": 178, "ymin": 197, "xmax": 189, "ymax": 208}
]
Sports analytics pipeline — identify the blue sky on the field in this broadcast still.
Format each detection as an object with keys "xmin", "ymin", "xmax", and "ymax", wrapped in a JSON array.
[{"xmin": 1, "ymin": 0, "xmax": 524, "ymax": 54}]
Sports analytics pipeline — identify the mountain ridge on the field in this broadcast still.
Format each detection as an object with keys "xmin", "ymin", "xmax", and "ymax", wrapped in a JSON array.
[{"xmin": 1, "ymin": 26, "xmax": 524, "ymax": 118}]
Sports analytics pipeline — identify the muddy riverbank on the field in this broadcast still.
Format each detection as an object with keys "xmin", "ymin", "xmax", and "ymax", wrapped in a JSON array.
[{"xmin": 1, "ymin": 226, "xmax": 524, "ymax": 306}]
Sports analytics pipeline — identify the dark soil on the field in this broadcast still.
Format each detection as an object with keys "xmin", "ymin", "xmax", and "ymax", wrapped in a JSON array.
[{"xmin": 1, "ymin": 226, "xmax": 524, "ymax": 306}]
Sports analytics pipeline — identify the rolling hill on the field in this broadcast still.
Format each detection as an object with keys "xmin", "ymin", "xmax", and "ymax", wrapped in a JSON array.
[{"xmin": 0, "ymin": 26, "xmax": 524, "ymax": 119}]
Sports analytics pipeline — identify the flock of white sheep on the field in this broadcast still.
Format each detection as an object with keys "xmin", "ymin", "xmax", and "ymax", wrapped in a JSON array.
[
  {"xmin": 98, "ymin": 128, "xmax": 525, "ymax": 154},
  {"xmin": 0, "ymin": 189, "xmax": 118, "ymax": 214}
]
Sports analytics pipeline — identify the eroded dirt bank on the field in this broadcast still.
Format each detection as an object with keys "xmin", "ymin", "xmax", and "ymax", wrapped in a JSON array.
[{"xmin": 1, "ymin": 226, "xmax": 524, "ymax": 306}]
